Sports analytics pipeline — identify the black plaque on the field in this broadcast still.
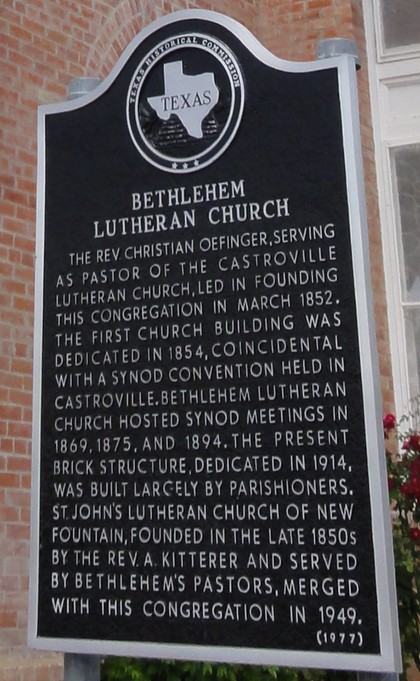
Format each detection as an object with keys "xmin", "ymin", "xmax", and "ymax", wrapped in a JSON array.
[{"xmin": 30, "ymin": 10, "xmax": 400, "ymax": 672}]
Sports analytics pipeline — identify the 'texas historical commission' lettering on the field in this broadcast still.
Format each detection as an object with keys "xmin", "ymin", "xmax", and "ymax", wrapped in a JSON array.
[{"xmin": 126, "ymin": 33, "xmax": 244, "ymax": 172}]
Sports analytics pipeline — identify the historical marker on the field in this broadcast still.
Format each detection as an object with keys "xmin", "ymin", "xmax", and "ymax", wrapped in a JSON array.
[{"xmin": 30, "ymin": 10, "xmax": 401, "ymax": 672}]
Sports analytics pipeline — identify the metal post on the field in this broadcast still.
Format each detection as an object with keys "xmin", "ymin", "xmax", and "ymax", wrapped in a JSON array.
[
  {"xmin": 64, "ymin": 653, "xmax": 101, "ymax": 681},
  {"xmin": 67, "ymin": 76, "xmax": 103, "ymax": 100},
  {"xmin": 316, "ymin": 37, "xmax": 361, "ymax": 69}
]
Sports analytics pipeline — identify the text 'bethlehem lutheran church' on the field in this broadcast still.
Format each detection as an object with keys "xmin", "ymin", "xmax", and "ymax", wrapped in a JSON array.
[{"xmin": 2, "ymin": 1, "xmax": 420, "ymax": 679}]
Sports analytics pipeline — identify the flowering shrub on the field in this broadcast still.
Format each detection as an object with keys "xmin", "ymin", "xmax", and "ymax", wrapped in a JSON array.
[{"xmin": 384, "ymin": 412, "xmax": 420, "ymax": 671}]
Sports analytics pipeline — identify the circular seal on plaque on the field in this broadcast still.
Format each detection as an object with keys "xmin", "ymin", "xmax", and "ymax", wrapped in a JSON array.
[{"xmin": 126, "ymin": 33, "xmax": 245, "ymax": 173}]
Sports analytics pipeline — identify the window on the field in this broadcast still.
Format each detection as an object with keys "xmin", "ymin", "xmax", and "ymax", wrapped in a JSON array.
[
  {"xmin": 393, "ymin": 144, "xmax": 420, "ymax": 400},
  {"xmin": 364, "ymin": 1, "xmax": 420, "ymax": 414},
  {"xmin": 380, "ymin": 0, "xmax": 420, "ymax": 51}
]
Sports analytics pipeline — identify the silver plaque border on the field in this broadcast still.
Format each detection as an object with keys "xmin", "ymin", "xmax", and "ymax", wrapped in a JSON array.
[{"xmin": 29, "ymin": 9, "xmax": 401, "ymax": 673}]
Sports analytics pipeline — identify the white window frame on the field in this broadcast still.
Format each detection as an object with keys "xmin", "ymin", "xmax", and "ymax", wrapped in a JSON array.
[
  {"xmin": 364, "ymin": 0, "xmax": 420, "ymax": 417},
  {"xmin": 373, "ymin": 0, "xmax": 420, "ymax": 63}
]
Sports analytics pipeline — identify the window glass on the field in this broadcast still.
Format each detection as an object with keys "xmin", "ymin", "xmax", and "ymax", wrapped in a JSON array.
[
  {"xmin": 394, "ymin": 145, "xmax": 420, "ymax": 301},
  {"xmin": 405, "ymin": 308, "xmax": 420, "ymax": 400},
  {"xmin": 394, "ymin": 144, "xmax": 420, "ymax": 399},
  {"xmin": 381, "ymin": 0, "xmax": 420, "ymax": 50}
]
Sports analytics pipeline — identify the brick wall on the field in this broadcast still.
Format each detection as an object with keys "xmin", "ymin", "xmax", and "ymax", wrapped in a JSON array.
[{"xmin": 0, "ymin": 0, "xmax": 392, "ymax": 677}]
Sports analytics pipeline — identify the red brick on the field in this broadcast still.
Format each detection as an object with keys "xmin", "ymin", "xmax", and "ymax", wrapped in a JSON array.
[
  {"xmin": 13, "ymin": 296, "xmax": 34, "ymax": 313},
  {"xmin": 7, "ymin": 422, "xmax": 32, "ymax": 439},
  {"xmin": 1, "ymin": 405, "xmax": 23, "ymax": 421},
  {"xmin": 0, "ymin": 473, "xmax": 20, "ymax": 489},
  {"xmin": 0, "ymin": 439, "xmax": 15, "ymax": 454},
  {"xmin": 6, "ymin": 522, "xmax": 30, "ymax": 541},
  {"xmin": 7, "ymin": 455, "xmax": 31, "ymax": 473},
  {"xmin": 2, "ymin": 505, "xmax": 20, "ymax": 522},
  {"xmin": 0, "ymin": 611, "xmax": 18, "ymax": 628}
]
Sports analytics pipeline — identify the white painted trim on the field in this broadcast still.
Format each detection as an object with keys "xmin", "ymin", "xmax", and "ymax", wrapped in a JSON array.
[
  {"xmin": 363, "ymin": 0, "xmax": 420, "ymax": 418},
  {"xmin": 376, "ymin": 57, "xmax": 420, "ymax": 80}
]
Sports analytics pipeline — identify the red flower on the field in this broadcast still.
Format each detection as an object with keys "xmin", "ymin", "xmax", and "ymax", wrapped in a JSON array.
[
  {"xmin": 383, "ymin": 413, "xmax": 396, "ymax": 431},
  {"xmin": 402, "ymin": 434, "xmax": 420, "ymax": 452},
  {"xmin": 401, "ymin": 481, "xmax": 415, "ymax": 497},
  {"xmin": 410, "ymin": 457, "xmax": 420, "ymax": 477},
  {"xmin": 410, "ymin": 527, "xmax": 420, "ymax": 542},
  {"xmin": 388, "ymin": 477, "xmax": 394, "ymax": 491}
]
